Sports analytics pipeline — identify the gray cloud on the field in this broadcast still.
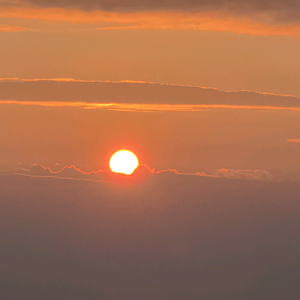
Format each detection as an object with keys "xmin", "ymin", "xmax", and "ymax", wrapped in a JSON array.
[
  {"xmin": 5, "ymin": 0, "xmax": 300, "ymax": 22},
  {"xmin": 9, "ymin": 0, "xmax": 298, "ymax": 12},
  {"xmin": 11, "ymin": 164, "xmax": 275, "ymax": 182},
  {"xmin": 12, "ymin": 164, "xmax": 106, "ymax": 181},
  {"xmin": 11, "ymin": 163, "xmax": 153, "ymax": 184},
  {"xmin": 1, "ymin": 80, "xmax": 300, "ymax": 109},
  {"xmin": 216, "ymin": 168, "xmax": 271, "ymax": 180}
]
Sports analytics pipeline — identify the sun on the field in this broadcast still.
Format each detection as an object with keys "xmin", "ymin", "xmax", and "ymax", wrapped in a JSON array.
[{"xmin": 109, "ymin": 150, "xmax": 139, "ymax": 175}]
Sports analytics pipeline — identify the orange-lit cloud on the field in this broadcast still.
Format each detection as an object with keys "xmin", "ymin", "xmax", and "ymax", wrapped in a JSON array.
[
  {"xmin": 5, "ymin": 0, "xmax": 300, "ymax": 20},
  {"xmin": 0, "ymin": 24, "xmax": 32, "ymax": 32},
  {"xmin": 1, "ymin": 80, "xmax": 300, "ymax": 111},
  {"xmin": 0, "ymin": 78, "xmax": 295, "ymax": 98},
  {"xmin": 287, "ymin": 139, "xmax": 300, "ymax": 143},
  {"xmin": 0, "ymin": 78, "xmax": 20, "ymax": 82},
  {"xmin": 2, "ymin": 100, "xmax": 300, "ymax": 112},
  {"xmin": 1, "ymin": 6, "xmax": 300, "ymax": 36}
]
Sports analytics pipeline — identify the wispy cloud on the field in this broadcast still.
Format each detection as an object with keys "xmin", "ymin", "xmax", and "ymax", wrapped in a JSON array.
[
  {"xmin": 0, "ymin": 78, "xmax": 20, "ymax": 81},
  {"xmin": 287, "ymin": 139, "xmax": 300, "ymax": 143},
  {"xmin": 216, "ymin": 168, "xmax": 271, "ymax": 180},
  {"xmin": 12, "ymin": 164, "xmax": 272, "ymax": 182},
  {"xmin": 0, "ymin": 78, "xmax": 296, "ymax": 99},
  {"xmin": 0, "ymin": 24, "xmax": 32, "ymax": 32}
]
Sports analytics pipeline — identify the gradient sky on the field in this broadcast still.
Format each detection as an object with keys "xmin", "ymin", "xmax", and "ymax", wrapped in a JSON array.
[{"xmin": 1, "ymin": 0, "xmax": 300, "ymax": 96}]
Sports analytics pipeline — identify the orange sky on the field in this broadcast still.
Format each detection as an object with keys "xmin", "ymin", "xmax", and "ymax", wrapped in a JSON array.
[
  {"xmin": 1, "ymin": 1, "xmax": 300, "ymax": 177},
  {"xmin": 2, "ymin": 2, "xmax": 300, "ymax": 298},
  {"xmin": 1, "ymin": 3, "xmax": 300, "ymax": 96}
]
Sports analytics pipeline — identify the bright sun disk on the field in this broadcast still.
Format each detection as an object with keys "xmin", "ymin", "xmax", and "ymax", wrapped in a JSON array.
[{"xmin": 109, "ymin": 150, "xmax": 139, "ymax": 175}]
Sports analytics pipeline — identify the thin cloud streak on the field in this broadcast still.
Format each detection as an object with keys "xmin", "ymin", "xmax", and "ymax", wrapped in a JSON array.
[
  {"xmin": 0, "ymin": 78, "xmax": 296, "ymax": 98},
  {"xmin": 2, "ymin": 100, "xmax": 300, "ymax": 112},
  {"xmin": 0, "ymin": 24, "xmax": 32, "ymax": 32},
  {"xmin": 287, "ymin": 139, "xmax": 300, "ymax": 143}
]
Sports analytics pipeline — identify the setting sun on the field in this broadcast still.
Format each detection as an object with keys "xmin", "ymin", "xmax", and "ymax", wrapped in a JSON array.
[{"xmin": 109, "ymin": 150, "xmax": 139, "ymax": 175}]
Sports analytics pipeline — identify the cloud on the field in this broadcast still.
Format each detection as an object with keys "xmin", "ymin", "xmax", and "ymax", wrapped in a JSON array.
[
  {"xmin": 153, "ymin": 168, "xmax": 272, "ymax": 181},
  {"xmin": 1, "ymin": 6, "xmax": 300, "ymax": 35},
  {"xmin": 3, "ymin": 0, "xmax": 300, "ymax": 18},
  {"xmin": 3, "ymin": 100, "xmax": 300, "ymax": 112},
  {"xmin": 12, "ymin": 163, "xmax": 153, "ymax": 184},
  {"xmin": 0, "ymin": 25, "xmax": 32, "ymax": 32},
  {"xmin": 13, "ymin": 164, "xmax": 107, "ymax": 181},
  {"xmin": 12, "ymin": 163, "xmax": 273, "ymax": 183},
  {"xmin": 287, "ymin": 139, "xmax": 300, "ymax": 143},
  {"xmin": 216, "ymin": 168, "xmax": 271, "ymax": 180},
  {"xmin": 0, "ymin": 78, "xmax": 20, "ymax": 81},
  {"xmin": 0, "ymin": 80, "xmax": 300, "ymax": 112}
]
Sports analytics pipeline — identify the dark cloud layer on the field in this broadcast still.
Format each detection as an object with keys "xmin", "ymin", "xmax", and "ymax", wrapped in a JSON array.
[
  {"xmin": 11, "ymin": 0, "xmax": 300, "ymax": 17},
  {"xmin": 1, "ymin": 172, "xmax": 300, "ymax": 299}
]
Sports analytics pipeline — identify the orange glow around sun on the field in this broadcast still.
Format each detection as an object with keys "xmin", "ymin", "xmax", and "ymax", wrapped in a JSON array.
[{"xmin": 109, "ymin": 150, "xmax": 139, "ymax": 175}]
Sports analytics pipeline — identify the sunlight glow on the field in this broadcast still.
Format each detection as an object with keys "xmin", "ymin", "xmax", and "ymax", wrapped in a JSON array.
[{"xmin": 109, "ymin": 150, "xmax": 139, "ymax": 175}]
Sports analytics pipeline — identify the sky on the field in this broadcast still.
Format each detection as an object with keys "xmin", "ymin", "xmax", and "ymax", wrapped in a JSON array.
[
  {"xmin": 1, "ymin": 0, "xmax": 300, "ymax": 299},
  {"xmin": 1, "ymin": 0, "xmax": 300, "ymax": 96}
]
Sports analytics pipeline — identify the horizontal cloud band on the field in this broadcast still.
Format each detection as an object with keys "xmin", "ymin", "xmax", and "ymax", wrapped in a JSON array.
[
  {"xmin": 4, "ymin": 0, "xmax": 300, "ymax": 17},
  {"xmin": 2, "ymin": 100, "xmax": 300, "ymax": 112},
  {"xmin": 14, "ymin": 163, "xmax": 300, "ymax": 183},
  {"xmin": 0, "ymin": 80, "xmax": 300, "ymax": 110},
  {"xmin": 1, "ymin": 6, "xmax": 300, "ymax": 35},
  {"xmin": 0, "ymin": 25, "xmax": 32, "ymax": 32},
  {"xmin": 11, "ymin": 164, "xmax": 272, "ymax": 182}
]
